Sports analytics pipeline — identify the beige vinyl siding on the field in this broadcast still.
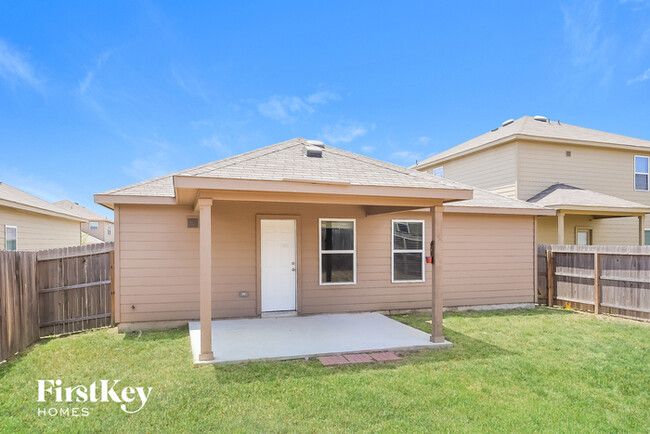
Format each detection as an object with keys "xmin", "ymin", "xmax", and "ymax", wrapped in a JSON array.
[
  {"xmin": 517, "ymin": 140, "xmax": 650, "ymax": 204},
  {"xmin": 429, "ymin": 143, "xmax": 517, "ymax": 198},
  {"xmin": 536, "ymin": 215, "xmax": 640, "ymax": 245},
  {"xmin": 0, "ymin": 205, "xmax": 81, "ymax": 250},
  {"xmin": 118, "ymin": 203, "xmax": 536, "ymax": 322}
]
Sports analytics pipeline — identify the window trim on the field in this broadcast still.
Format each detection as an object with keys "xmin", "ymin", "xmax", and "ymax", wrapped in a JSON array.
[
  {"xmin": 391, "ymin": 219, "xmax": 426, "ymax": 283},
  {"xmin": 432, "ymin": 166, "xmax": 444, "ymax": 178},
  {"xmin": 318, "ymin": 218, "xmax": 357, "ymax": 286},
  {"xmin": 634, "ymin": 155, "xmax": 649, "ymax": 191},
  {"xmin": 5, "ymin": 225, "xmax": 17, "ymax": 251}
]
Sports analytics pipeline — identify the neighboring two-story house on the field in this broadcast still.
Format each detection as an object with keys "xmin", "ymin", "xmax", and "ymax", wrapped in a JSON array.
[
  {"xmin": 413, "ymin": 116, "xmax": 650, "ymax": 245},
  {"xmin": 54, "ymin": 200, "xmax": 114, "ymax": 243},
  {"xmin": 0, "ymin": 182, "xmax": 86, "ymax": 250}
]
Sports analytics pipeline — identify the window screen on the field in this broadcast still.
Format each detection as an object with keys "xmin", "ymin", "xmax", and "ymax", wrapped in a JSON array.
[
  {"xmin": 320, "ymin": 220, "xmax": 355, "ymax": 284},
  {"xmin": 392, "ymin": 220, "xmax": 425, "ymax": 282}
]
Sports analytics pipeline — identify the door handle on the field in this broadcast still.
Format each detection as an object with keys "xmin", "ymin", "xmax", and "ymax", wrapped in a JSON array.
[{"xmin": 291, "ymin": 268, "xmax": 296, "ymax": 271}]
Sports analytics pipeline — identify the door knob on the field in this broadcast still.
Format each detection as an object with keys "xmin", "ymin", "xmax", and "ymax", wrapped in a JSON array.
[{"xmin": 291, "ymin": 268, "xmax": 296, "ymax": 271}]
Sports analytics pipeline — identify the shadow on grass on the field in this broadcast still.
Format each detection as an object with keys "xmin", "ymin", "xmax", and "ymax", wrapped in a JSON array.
[{"xmin": 206, "ymin": 324, "xmax": 512, "ymax": 385}]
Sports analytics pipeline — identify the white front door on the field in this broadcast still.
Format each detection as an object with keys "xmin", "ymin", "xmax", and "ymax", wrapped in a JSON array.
[{"xmin": 261, "ymin": 219, "xmax": 297, "ymax": 312}]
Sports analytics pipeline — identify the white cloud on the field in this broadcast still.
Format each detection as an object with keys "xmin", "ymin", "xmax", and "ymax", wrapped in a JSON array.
[
  {"xmin": 321, "ymin": 122, "xmax": 373, "ymax": 144},
  {"xmin": 190, "ymin": 119, "xmax": 213, "ymax": 127},
  {"xmin": 200, "ymin": 134, "xmax": 232, "ymax": 156},
  {"xmin": 78, "ymin": 50, "xmax": 112, "ymax": 95},
  {"xmin": 0, "ymin": 38, "xmax": 42, "ymax": 89},
  {"xmin": 172, "ymin": 68, "xmax": 209, "ymax": 102},
  {"xmin": 389, "ymin": 150, "xmax": 423, "ymax": 165},
  {"xmin": 416, "ymin": 136, "xmax": 431, "ymax": 145},
  {"xmin": 628, "ymin": 67, "xmax": 650, "ymax": 84},
  {"xmin": 361, "ymin": 145, "xmax": 375, "ymax": 153},
  {"xmin": 257, "ymin": 90, "xmax": 339, "ymax": 123},
  {"xmin": 122, "ymin": 152, "xmax": 171, "ymax": 180},
  {"xmin": 0, "ymin": 168, "xmax": 69, "ymax": 202}
]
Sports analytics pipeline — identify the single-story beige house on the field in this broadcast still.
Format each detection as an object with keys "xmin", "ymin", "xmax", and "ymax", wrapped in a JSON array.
[
  {"xmin": 54, "ymin": 200, "xmax": 114, "ymax": 243},
  {"xmin": 0, "ymin": 182, "xmax": 86, "ymax": 251},
  {"xmin": 96, "ymin": 138, "xmax": 553, "ymax": 361}
]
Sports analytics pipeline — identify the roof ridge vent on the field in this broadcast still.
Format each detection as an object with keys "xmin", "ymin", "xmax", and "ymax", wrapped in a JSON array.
[
  {"xmin": 303, "ymin": 144, "xmax": 323, "ymax": 158},
  {"xmin": 533, "ymin": 115, "xmax": 548, "ymax": 122},
  {"xmin": 306, "ymin": 140, "xmax": 325, "ymax": 148},
  {"xmin": 502, "ymin": 119, "xmax": 514, "ymax": 127}
]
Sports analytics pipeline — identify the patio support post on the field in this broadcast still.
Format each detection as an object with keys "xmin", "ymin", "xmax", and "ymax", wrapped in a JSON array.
[
  {"xmin": 639, "ymin": 215, "xmax": 646, "ymax": 246},
  {"xmin": 198, "ymin": 198, "xmax": 214, "ymax": 361},
  {"xmin": 430, "ymin": 205, "xmax": 444, "ymax": 343},
  {"xmin": 557, "ymin": 211, "xmax": 565, "ymax": 245}
]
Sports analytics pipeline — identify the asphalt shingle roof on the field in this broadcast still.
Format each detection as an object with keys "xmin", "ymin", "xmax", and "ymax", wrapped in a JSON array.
[
  {"xmin": 98, "ymin": 137, "xmax": 550, "ymax": 212},
  {"xmin": 99, "ymin": 138, "xmax": 469, "ymax": 197},
  {"xmin": 416, "ymin": 116, "xmax": 650, "ymax": 167},
  {"xmin": 527, "ymin": 183, "xmax": 650, "ymax": 210}
]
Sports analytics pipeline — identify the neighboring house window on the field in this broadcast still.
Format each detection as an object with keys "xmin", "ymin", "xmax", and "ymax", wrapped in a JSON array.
[
  {"xmin": 433, "ymin": 166, "xmax": 444, "ymax": 178},
  {"xmin": 645, "ymin": 229, "xmax": 650, "ymax": 246},
  {"xmin": 319, "ymin": 219, "xmax": 356, "ymax": 285},
  {"xmin": 576, "ymin": 228, "xmax": 591, "ymax": 246},
  {"xmin": 107, "ymin": 227, "xmax": 111, "ymax": 235},
  {"xmin": 5, "ymin": 226, "xmax": 17, "ymax": 251},
  {"xmin": 89, "ymin": 222, "xmax": 99, "ymax": 230},
  {"xmin": 392, "ymin": 220, "xmax": 425, "ymax": 282},
  {"xmin": 634, "ymin": 156, "xmax": 649, "ymax": 191}
]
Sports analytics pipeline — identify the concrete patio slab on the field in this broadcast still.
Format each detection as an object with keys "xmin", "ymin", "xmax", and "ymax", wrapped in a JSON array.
[{"xmin": 188, "ymin": 312, "xmax": 451, "ymax": 364}]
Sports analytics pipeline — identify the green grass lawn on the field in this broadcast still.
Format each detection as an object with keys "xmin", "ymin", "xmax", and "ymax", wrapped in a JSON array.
[{"xmin": 1, "ymin": 308, "xmax": 648, "ymax": 432}]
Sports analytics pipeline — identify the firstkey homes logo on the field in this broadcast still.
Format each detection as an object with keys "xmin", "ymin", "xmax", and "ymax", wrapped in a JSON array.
[{"xmin": 37, "ymin": 380, "xmax": 153, "ymax": 416}]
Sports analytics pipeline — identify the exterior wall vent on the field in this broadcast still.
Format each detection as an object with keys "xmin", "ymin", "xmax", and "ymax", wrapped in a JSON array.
[
  {"xmin": 533, "ymin": 115, "xmax": 548, "ymax": 122},
  {"xmin": 304, "ymin": 145, "xmax": 323, "ymax": 158},
  {"xmin": 502, "ymin": 119, "xmax": 514, "ymax": 127},
  {"xmin": 187, "ymin": 217, "xmax": 199, "ymax": 228}
]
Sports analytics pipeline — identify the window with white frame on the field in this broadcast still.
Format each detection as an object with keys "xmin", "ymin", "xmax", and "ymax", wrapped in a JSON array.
[
  {"xmin": 319, "ymin": 219, "xmax": 356, "ymax": 284},
  {"xmin": 5, "ymin": 225, "xmax": 17, "ymax": 251},
  {"xmin": 89, "ymin": 222, "xmax": 99, "ymax": 230},
  {"xmin": 392, "ymin": 220, "xmax": 425, "ymax": 282},
  {"xmin": 433, "ymin": 166, "xmax": 444, "ymax": 178},
  {"xmin": 634, "ymin": 156, "xmax": 649, "ymax": 191}
]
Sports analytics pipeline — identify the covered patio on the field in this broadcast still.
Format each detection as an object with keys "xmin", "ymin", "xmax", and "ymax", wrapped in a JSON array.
[
  {"xmin": 188, "ymin": 312, "xmax": 450, "ymax": 364},
  {"xmin": 172, "ymin": 141, "xmax": 471, "ymax": 362},
  {"xmin": 528, "ymin": 183, "xmax": 650, "ymax": 245}
]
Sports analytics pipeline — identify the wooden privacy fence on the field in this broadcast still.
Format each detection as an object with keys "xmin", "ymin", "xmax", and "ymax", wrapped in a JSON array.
[
  {"xmin": 1, "ymin": 243, "xmax": 114, "ymax": 362},
  {"xmin": 538, "ymin": 244, "xmax": 650, "ymax": 321}
]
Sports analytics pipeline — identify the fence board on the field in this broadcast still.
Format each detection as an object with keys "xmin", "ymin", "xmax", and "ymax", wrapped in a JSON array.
[
  {"xmin": 37, "ymin": 243, "xmax": 113, "ymax": 337},
  {"xmin": 1, "ymin": 243, "xmax": 114, "ymax": 362},
  {"xmin": 0, "ymin": 251, "xmax": 39, "ymax": 362},
  {"xmin": 539, "ymin": 244, "xmax": 650, "ymax": 321}
]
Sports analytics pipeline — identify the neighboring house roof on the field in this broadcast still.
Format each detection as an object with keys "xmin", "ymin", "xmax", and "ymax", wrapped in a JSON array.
[
  {"xmin": 527, "ymin": 183, "xmax": 650, "ymax": 213},
  {"xmin": 97, "ymin": 138, "xmax": 471, "ymax": 197},
  {"xmin": 0, "ymin": 182, "xmax": 87, "ymax": 222},
  {"xmin": 415, "ymin": 116, "xmax": 650, "ymax": 168},
  {"xmin": 53, "ymin": 200, "xmax": 113, "ymax": 223}
]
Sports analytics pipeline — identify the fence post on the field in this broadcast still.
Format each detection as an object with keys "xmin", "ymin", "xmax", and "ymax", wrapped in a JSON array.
[
  {"xmin": 593, "ymin": 252, "xmax": 600, "ymax": 315},
  {"xmin": 546, "ymin": 249, "xmax": 554, "ymax": 307},
  {"xmin": 110, "ymin": 250, "xmax": 115, "ymax": 326}
]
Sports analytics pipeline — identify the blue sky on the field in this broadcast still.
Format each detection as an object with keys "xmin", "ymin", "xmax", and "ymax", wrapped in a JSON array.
[{"xmin": 1, "ymin": 1, "xmax": 649, "ymax": 218}]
